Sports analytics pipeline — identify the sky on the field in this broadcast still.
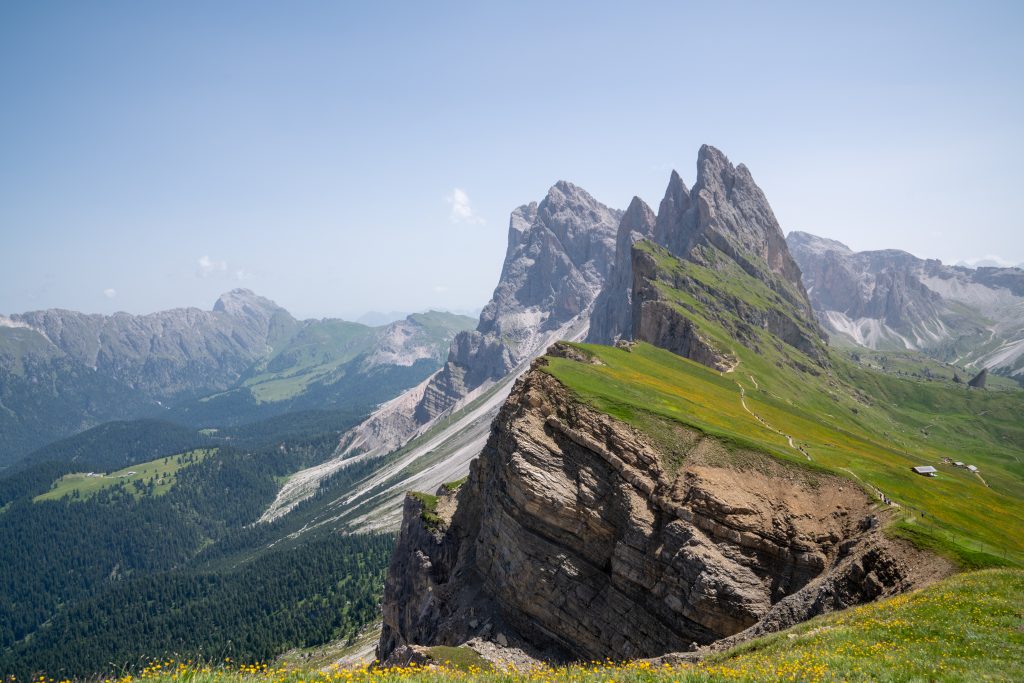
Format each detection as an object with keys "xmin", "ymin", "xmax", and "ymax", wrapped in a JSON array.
[{"xmin": 2, "ymin": 1, "xmax": 1023, "ymax": 320}]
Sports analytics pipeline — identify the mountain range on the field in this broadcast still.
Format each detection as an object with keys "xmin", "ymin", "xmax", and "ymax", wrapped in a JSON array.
[
  {"xmin": 0, "ymin": 292, "xmax": 474, "ymax": 466},
  {"xmin": 373, "ymin": 146, "xmax": 1024, "ymax": 668},
  {"xmin": 788, "ymin": 232, "xmax": 1024, "ymax": 381},
  {"xmin": 1, "ymin": 145, "xmax": 1022, "ymax": 678}
]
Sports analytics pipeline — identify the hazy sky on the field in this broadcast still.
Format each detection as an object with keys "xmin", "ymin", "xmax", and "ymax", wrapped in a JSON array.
[{"xmin": 2, "ymin": 1, "xmax": 1022, "ymax": 320}]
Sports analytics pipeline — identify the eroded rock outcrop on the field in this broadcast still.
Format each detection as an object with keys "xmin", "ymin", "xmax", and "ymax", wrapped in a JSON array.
[{"xmin": 378, "ymin": 362, "xmax": 947, "ymax": 663}]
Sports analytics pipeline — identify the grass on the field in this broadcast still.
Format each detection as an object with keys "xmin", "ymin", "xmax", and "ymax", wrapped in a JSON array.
[
  {"xmin": 540, "ymin": 240, "xmax": 1024, "ymax": 568},
  {"xmin": 423, "ymin": 647, "xmax": 492, "ymax": 672},
  {"xmin": 244, "ymin": 320, "xmax": 378, "ymax": 403},
  {"xmin": 33, "ymin": 449, "xmax": 215, "ymax": 502},
  {"xmin": 241, "ymin": 314, "xmax": 474, "ymax": 404},
  {"xmin": 441, "ymin": 477, "xmax": 467, "ymax": 493},
  {"xmin": 407, "ymin": 491, "xmax": 442, "ymax": 529},
  {"xmin": 699, "ymin": 567, "xmax": 1024, "ymax": 682},
  {"xmin": 58, "ymin": 569, "xmax": 1023, "ymax": 681}
]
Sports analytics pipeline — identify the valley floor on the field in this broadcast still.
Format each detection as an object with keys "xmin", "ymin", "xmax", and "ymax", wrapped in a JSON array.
[{"xmin": 64, "ymin": 568, "xmax": 1023, "ymax": 683}]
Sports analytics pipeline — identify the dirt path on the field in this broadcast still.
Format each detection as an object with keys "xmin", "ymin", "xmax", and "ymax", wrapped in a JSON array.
[
  {"xmin": 840, "ymin": 467, "xmax": 899, "ymax": 507},
  {"xmin": 736, "ymin": 379, "xmax": 809, "ymax": 460}
]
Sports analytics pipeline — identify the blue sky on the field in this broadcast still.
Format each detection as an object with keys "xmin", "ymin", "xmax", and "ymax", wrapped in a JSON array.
[{"xmin": 2, "ymin": 1, "xmax": 1022, "ymax": 319}]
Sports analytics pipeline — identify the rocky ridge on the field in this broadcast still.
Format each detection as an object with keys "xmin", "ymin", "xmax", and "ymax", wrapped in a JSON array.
[
  {"xmin": 258, "ymin": 183, "xmax": 622, "ymax": 523},
  {"xmin": 378, "ymin": 360, "xmax": 948, "ymax": 664},
  {"xmin": 9, "ymin": 289, "xmax": 295, "ymax": 399},
  {"xmin": 590, "ymin": 145, "xmax": 826, "ymax": 371},
  {"xmin": 0, "ymin": 292, "xmax": 472, "ymax": 464},
  {"xmin": 788, "ymin": 231, "xmax": 1024, "ymax": 380},
  {"xmin": 377, "ymin": 145, "xmax": 951, "ymax": 666},
  {"xmin": 416, "ymin": 181, "xmax": 621, "ymax": 422}
]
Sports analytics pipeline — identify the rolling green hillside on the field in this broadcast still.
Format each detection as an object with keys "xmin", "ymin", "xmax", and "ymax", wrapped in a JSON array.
[{"xmin": 544, "ymin": 240, "xmax": 1024, "ymax": 568}]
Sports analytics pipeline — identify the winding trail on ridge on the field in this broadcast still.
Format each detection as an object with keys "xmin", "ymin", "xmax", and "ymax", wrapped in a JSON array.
[{"xmin": 734, "ymin": 372, "xmax": 809, "ymax": 460}]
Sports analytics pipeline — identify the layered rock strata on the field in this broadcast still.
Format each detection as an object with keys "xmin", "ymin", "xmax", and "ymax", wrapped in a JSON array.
[{"xmin": 378, "ymin": 358, "xmax": 946, "ymax": 663}]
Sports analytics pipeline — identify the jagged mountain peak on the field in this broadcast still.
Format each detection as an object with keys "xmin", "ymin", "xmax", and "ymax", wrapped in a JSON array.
[
  {"xmin": 537, "ymin": 181, "xmax": 619, "ymax": 239},
  {"xmin": 585, "ymin": 197, "xmax": 657, "ymax": 345},
  {"xmin": 789, "ymin": 232, "xmax": 1024, "ymax": 378},
  {"xmin": 653, "ymin": 170, "xmax": 692, "ymax": 246},
  {"xmin": 648, "ymin": 146, "xmax": 810, "ymax": 313},
  {"xmin": 409, "ymin": 181, "xmax": 621, "ymax": 424},
  {"xmin": 591, "ymin": 145, "xmax": 820, "ymax": 355}
]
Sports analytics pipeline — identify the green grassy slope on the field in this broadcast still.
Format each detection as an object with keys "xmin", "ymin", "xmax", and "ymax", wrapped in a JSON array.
[
  {"xmin": 243, "ymin": 320, "xmax": 381, "ymax": 403},
  {"xmin": 701, "ymin": 568, "xmax": 1024, "ymax": 682},
  {"xmin": 543, "ymin": 240, "xmax": 1024, "ymax": 567}
]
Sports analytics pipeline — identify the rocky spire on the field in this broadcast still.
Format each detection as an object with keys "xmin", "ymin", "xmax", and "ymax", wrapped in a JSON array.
[
  {"xmin": 587, "ymin": 196, "xmax": 656, "ymax": 344},
  {"xmin": 415, "ymin": 181, "xmax": 622, "ymax": 422},
  {"xmin": 647, "ymin": 145, "xmax": 813, "ymax": 316},
  {"xmin": 652, "ymin": 169, "xmax": 692, "ymax": 256}
]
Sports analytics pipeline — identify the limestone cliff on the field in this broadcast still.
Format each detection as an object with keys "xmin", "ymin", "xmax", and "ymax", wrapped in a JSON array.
[
  {"xmin": 586, "ymin": 197, "xmax": 656, "ymax": 345},
  {"xmin": 378, "ymin": 355, "xmax": 946, "ymax": 663}
]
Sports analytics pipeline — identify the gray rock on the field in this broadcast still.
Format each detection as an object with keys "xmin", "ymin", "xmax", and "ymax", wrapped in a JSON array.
[
  {"xmin": 587, "ymin": 145, "xmax": 827, "ymax": 370},
  {"xmin": 414, "ymin": 181, "xmax": 621, "ymax": 422},
  {"xmin": 788, "ymin": 231, "xmax": 1024, "ymax": 380},
  {"xmin": 587, "ymin": 196, "xmax": 656, "ymax": 344}
]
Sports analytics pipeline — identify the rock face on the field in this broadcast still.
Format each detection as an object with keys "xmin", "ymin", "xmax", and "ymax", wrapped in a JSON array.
[
  {"xmin": 378, "ymin": 362, "xmax": 944, "ymax": 663},
  {"xmin": 258, "ymin": 182, "xmax": 623, "ymax": 524},
  {"xmin": 654, "ymin": 146, "xmax": 812, "ymax": 315},
  {"xmin": 417, "ymin": 182, "xmax": 622, "ymax": 422},
  {"xmin": 590, "ymin": 146, "xmax": 825, "ymax": 369},
  {"xmin": 10, "ymin": 289, "xmax": 294, "ymax": 399},
  {"xmin": 586, "ymin": 197, "xmax": 656, "ymax": 344},
  {"xmin": 788, "ymin": 231, "xmax": 1024, "ymax": 381}
]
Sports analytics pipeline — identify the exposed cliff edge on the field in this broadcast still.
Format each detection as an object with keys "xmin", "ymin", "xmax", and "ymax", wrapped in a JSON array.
[{"xmin": 378, "ymin": 356, "xmax": 950, "ymax": 664}]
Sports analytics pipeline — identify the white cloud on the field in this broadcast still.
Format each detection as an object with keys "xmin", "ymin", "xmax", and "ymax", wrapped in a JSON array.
[
  {"xmin": 197, "ymin": 255, "xmax": 228, "ymax": 278},
  {"xmin": 432, "ymin": 284, "xmax": 449, "ymax": 293},
  {"xmin": 446, "ymin": 188, "xmax": 484, "ymax": 225},
  {"xmin": 103, "ymin": 288, "xmax": 117, "ymax": 299}
]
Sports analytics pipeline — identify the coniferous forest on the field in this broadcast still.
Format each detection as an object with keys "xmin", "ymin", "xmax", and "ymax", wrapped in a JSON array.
[{"xmin": 0, "ymin": 412, "xmax": 394, "ymax": 679}]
